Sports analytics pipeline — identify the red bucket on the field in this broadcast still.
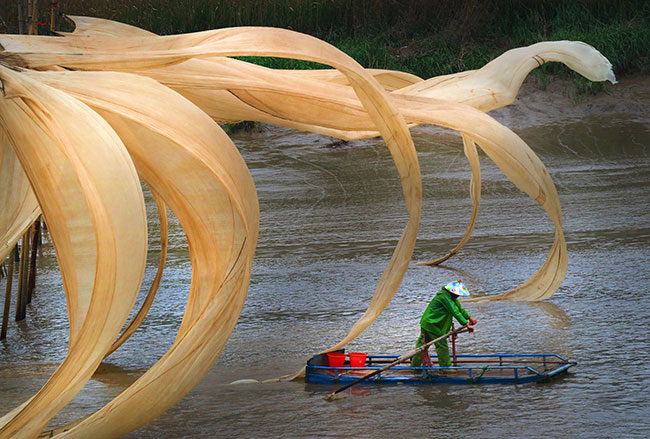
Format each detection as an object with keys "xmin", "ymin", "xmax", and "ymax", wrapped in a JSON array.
[
  {"xmin": 327, "ymin": 352, "xmax": 346, "ymax": 368},
  {"xmin": 349, "ymin": 352, "xmax": 367, "ymax": 367}
]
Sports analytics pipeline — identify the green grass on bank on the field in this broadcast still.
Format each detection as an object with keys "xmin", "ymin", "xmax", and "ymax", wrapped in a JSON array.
[{"xmin": 1, "ymin": 0, "xmax": 649, "ymax": 82}]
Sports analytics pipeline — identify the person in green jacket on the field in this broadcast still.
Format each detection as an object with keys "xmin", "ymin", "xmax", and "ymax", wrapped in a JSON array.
[{"xmin": 411, "ymin": 280, "xmax": 477, "ymax": 369}]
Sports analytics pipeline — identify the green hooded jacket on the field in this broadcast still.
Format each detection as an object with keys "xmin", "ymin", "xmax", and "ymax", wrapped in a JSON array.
[{"xmin": 420, "ymin": 288, "xmax": 471, "ymax": 335}]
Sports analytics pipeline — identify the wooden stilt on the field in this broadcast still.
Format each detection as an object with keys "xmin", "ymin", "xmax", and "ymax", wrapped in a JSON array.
[
  {"xmin": 32, "ymin": 0, "xmax": 39, "ymax": 35},
  {"xmin": 50, "ymin": 0, "xmax": 56, "ymax": 32},
  {"xmin": 14, "ymin": 241, "xmax": 24, "ymax": 321},
  {"xmin": 1, "ymin": 247, "xmax": 15, "ymax": 340},
  {"xmin": 20, "ymin": 230, "xmax": 30, "ymax": 314},
  {"xmin": 27, "ymin": 0, "xmax": 35, "ymax": 35},
  {"xmin": 17, "ymin": 0, "xmax": 26, "ymax": 34},
  {"xmin": 27, "ymin": 219, "xmax": 40, "ymax": 304},
  {"xmin": 27, "ymin": 0, "xmax": 33, "ymax": 34},
  {"xmin": 15, "ymin": 230, "xmax": 30, "ymax": 321}
]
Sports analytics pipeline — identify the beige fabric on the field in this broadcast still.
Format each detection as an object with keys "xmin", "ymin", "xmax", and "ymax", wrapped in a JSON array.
[
  {"xmin": 0, "ymin": 65, "xmax": 147, "ymax": 438},
  {"xmin": 0, "ymin": 16, "xmax": 615, "ymax": 437},
  {"xmin": 104, "ymin": 189, "xmax": 168, "ymax": 358},
  {"xmin": 393, "ymin": 41, "xmax": 617, "ymax": 109},
  {"xmin": 0, "ymin": 136, "xmax": 40, "ymax": 262},
  {"xmin": 28, "ymin": 70, "xmax": 259, "ymax": 437},
  {"xmin": 65, "ymin": 15, "xmax": 157, "ymax": 37}
]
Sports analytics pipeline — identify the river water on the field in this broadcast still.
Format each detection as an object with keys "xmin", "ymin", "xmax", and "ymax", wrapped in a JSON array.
[{"xmin": 1, "ymin": 99, "xmax": 649, "ymax": 437}]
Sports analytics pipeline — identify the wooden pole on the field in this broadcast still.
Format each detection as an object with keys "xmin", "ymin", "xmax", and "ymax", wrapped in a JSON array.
[
  {"xmin": 27, "ymin": 219, "xmax": 40, "ymax": 304},
  {"xmin": 27, "ymin": 0, "xmax": 37, "ymax": 35},
  {"xmin": 27, "ymin": 0, "xmax": 33, "ymax": 34},
  {"xmin": 32, "ymin": 0, "xmax": 39, "ymax": 35},
  {"xmin": 451, "ymin": 324, "xmax": 457, "ymax": 366},
  {"xmin": 1, "ymin": 247, "xmax": 16, "ymax": 340},
  {"xmin": 49, "ymin": 0, "xmax": 56, "ymax": 32},
  {"xmin": 15, "ymin": 240, "xmax": 25, "ymax": 321},
  {"xmin": 17, "ymin": 0, "xmax": 25, "ymax": 34},
  {"xmin": 15, "ymin": 230, "xmax": 30, "ymax": 321},
  {"xmin": 21, "ymin": 230, "xmax": 31, "ymax": 313}
]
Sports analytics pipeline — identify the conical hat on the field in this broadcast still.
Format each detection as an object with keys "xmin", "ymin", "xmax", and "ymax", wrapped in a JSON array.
[{"xmin": 444, "ymin": 280, "xmax": 470, "ymax": 296}]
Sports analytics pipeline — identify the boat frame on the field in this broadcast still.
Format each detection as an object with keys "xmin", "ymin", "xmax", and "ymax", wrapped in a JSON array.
[{"xmin": 306, "ymin": 352, "xmax": 577, "ymax": 385}]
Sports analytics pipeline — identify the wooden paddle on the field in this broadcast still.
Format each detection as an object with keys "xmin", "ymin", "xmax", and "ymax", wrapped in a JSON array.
[{"xmin": 325, "ymin": 326, "xmax": 470, "ymax": 400}]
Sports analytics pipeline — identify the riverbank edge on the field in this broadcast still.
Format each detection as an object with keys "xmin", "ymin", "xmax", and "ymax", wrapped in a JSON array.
[{"xmin": 223, "ymin": 73, "xmax": 650, "ymax": 135}]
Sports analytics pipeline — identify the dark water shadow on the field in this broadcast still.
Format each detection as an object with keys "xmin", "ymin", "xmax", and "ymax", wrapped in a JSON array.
[
  {"xmin": 91, "ymin": 362, "xmax": 146, "ymax": 386},
  {"xmin": 415, "ymin": 384, "xmax": 470, "ymax": 410}
]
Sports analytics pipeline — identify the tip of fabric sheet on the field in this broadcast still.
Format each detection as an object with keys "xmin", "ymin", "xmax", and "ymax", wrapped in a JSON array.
[{"xmin": 228, "ymin": 379, "xmax": 261, "ymax": 385}]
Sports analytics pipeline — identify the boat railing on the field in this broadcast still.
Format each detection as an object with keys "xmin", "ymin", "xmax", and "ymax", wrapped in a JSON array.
[
  {"xmin": 365, "ymin": 353, "xmax": 571, "ymax": 363},
  {"xmin": 309, "ymin": 364, "xmax": 546, "ymax": 376}
]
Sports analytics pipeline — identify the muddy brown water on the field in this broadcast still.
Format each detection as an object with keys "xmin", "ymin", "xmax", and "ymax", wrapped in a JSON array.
[{"xmin": 1, "ymin": 97, "xmax": 649, "ymax": 438}]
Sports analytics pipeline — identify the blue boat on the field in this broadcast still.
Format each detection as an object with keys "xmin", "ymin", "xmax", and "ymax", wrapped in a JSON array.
[{"xmin": 306, "ymin": 352, "xmax": 577, "ymax": 385}]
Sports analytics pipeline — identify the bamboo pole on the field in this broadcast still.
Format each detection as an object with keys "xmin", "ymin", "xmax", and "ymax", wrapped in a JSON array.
[
  {"xmin": 451, "ymin": 323, "xmax": 457, "ymax": 366},
  {"xmin": 21, "ymin": 230, "xmax": 31, "ymax": 312},
  {"xmin": 27, "ymin": 0, "xmax": 33, "ymax": 34},
  {"xmin": 27, "ymin": 219, "xmax": 40, "ymax": 304},
  {"xmin": 17, "ymin": 0, "xmax": 25, "ymax": 34},
  {"xmin": 1, "ymin": 247, "xmax": 16, "ymax": 340},
  {"xmin": 14, "ymin": 239, "xmax": 25, "ymax": 321},
  {"xmin": 32, "ymin": 0, "xmax": 39, "ymax": 35},
  {"xmin": 50, "ymin": 0, "xmax": 56, "ymax": 32},
  {"xmin": 27, "ymin": 0, "xmax": 38, "ymax": 35},
  {"xmin": 15, "ymin": 230, "xmax": 30, "ymax": 321}
]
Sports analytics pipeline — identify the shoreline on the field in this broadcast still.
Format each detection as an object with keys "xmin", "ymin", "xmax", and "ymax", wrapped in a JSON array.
[
  {"xmin": 229, "ymin": 74, "xmax": 650, "ymax": 142},
  {"xmin": 486, "ymin": 74, "xmax": 650, "ymax": 131}
]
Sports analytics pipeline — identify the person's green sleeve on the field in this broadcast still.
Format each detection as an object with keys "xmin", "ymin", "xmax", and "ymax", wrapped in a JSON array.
[
  {"xmin": 441, "ymin": 294, "xmax": 469, "ymax": 326},
  {"xmin": 459, "ymin": 302, "xmax": 471, "ymax": 320}
]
